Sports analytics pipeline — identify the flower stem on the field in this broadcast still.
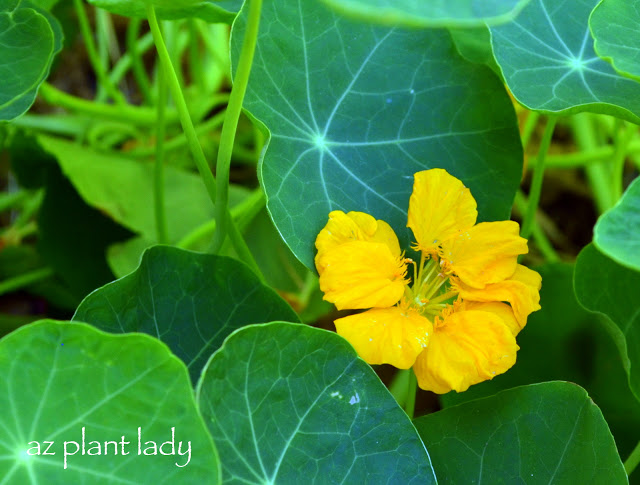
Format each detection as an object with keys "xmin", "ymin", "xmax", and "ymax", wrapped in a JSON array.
[
  {"xmin": 404, "ymin": 368, "xmax": 418, "ymax": 419},
  {"xmin": 0, "ymin": 268, "xmax": 54, "ymax": 297},
  {"xmin": 154, "ymin": 59, "xmax": 169, "ymax": 244},
  {"xmin": 211, "ymin": 0, "xmax": 262, "ymax": 253},
  {"xmin": 125, "ymin": 18, "xmax": 154, "ymax": 105},
  {"xmin": 146, "ymin": 5, "xmax": 217, "ymax": 207},
  {"xmin": 73, "ymin": 0, "xmax": 126, "ymax": 105},
  {"xmin": 625, "ymin": 439, "xmax": 640, "ymax": 476},
  {"xmin": 514, "ymin": 191, "xmax": 560, "ymax": 263},
  {"xmin": 521, "ymin": 116, "xmax": 557, "ymax": 240}
]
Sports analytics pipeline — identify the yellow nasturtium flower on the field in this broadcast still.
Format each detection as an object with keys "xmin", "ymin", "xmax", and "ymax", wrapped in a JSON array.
[{"xmin": 315, "ymin": 169, "xmax": 541, "ymax": 394}]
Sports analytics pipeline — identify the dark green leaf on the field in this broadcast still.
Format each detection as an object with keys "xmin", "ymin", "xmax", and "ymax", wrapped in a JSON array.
[
  {"xmin": 234, "ymin": 0, "xmax": 523, "ymax": 269},
  {"xmin": 590, "ymin": 0, "xmax": 640, "ymax": 81},
  {"xmin": 449, "ymin": 26, "xmax": 501, "ymax": 74},
  {"xmin": 74, "ymin": 246, "xmax": 299, "ymax": 383},
  {"xmin": 0, "ymin": 320, "xmax": 219, "ymax": 483},
  {"xmin": 594, "ymin": 175, "xmax": 640, "ymax": 272},
  {"xmin": 38, "ymin": 167, "xmax": 132, "ymax": 300},
  {"xmin": 415, "ymin": 382, "xmax": 627, "ymax": 484},
  {"xmin": 490, "ymin": 0, "xmax": 640, "ymax": 122},
  {"xmin": 87, "ymin": 0, "xmax": 240, "ymax": 23},
  {"xmin": 319, "ymin": 0, "xmax": 531, "ymax": 28},
  {"xmin": 197, "ymin": 322, "xmax": 436, "ymax": 484},
  {"xmin": 0, "ymin": 1, "xmax": 63, "ymax": 120},
  {"xmin": 575, "ymin": 243, "xmax": 640, "ymax": 403}
]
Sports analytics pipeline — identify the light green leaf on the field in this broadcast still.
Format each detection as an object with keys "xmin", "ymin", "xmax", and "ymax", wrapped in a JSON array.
[
  {"xmin": 87, "ymin": 0, "xmax": 241, "ymax": 23},
  {"xmin": 36, "ymin": 135, "xmax": 248, "ymax": 244},
  {"xmin": 319, "ymin": 0, "xmax": 531, "ymax": 28},
  {"xmin": 594, "ymin": 175, "xmax": 640, "ymax": 272},
  {"xmin": 0, "ymin": 1, "xmax": 63, "ymax": 121},
  {"xmin": 415, "ymin": 382, "xmax": 627, "ymax": 484},
  {"xmin": 575, "ymin": 243, "xmax": 640, "ymax": 402},
  {"xmin": 590, "ymin": 0, "xmax": 640, "ymax": 81},
  {"xmin": 0, "ymin": 320, "xmax": 219, "ymax": 484},
  {"xmin": 234, "ymin": 0, "xmax": 523, "ymax": 269},
  {"xmin": 490, "ymin": 0, "xmax": 640, "ymax": 123},
  {"xmin": 197, "ymin": 322, "xmax": 436, "ymax": 484},
  {"xmin": 74, "ymin": 246, "xmax": 299, "ymax": 383}
]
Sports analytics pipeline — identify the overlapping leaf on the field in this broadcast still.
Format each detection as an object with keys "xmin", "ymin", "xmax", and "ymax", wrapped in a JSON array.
[
  {"xmin": 590, "ymin": 0, "xmax": 640, "ymax": 81},
  {"xmin": 233, "ymin": 0, "xmax": 523, "ymax": 269},
  {"xmin": 0, "ymin": 320, "xmax": 219, "ymax": 484},
  {"xmin": 0, "ymin": 1, "xmax": 63, "ymax": 121},
  {"xmin": 490, "ymin": 0, "xmax": 640, "ymax": 123},
  {"xmin": 74, "ymin": 246, "xmax": 299, "ymax": 382},
  {"xmin": 415, "ymin": 382, "xmax": 627, "ymax": 484},
  {"xmin": 575, "ymin": 243, "xmax": 640, "ymax": 403},
  {"xmin": 319, "ymin": 0, "xmax": 531, "ymax": 28},
  {"xmin": 197, "ymin": 322, "xmax": 436, "ymax": 484},
  {"xmin": 87, "ymin": 0, "xmax": 241, "ymax": 23},
  {"xmin": 594, "ymin": 176, "xmax": 640, "ymax": 272}
]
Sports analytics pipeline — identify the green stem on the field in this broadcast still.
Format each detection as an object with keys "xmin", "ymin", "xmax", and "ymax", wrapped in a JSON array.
[
  {"xmin": 154, "ymin": 63, "xmax": 169, "ymax": 244},
  {"xmin": 38, "ymin": 83, "xmax": 174, "ymax": 126},
  {"xmin": 405, "ymin": 368, "xmax": 418, "ymax": 419},
  {"xmin": 0, "ymin": 191, "xmax": 29, "ymax": 212},
  {"xmin": 0, "ymin": 268, "xmax": 54, "ymax": 297},
  {"xmin": 521, "ymin": 110, "xmax": 540, "ymax": 152},
  {"xmin": 127, "ymin": 109, "xmax": 227, "ymax": 157},
  {"xmin": 73, "ymin": 0, "xmax": 126, "ymax": 105},
  {"xmin": 571, "ymin": 114, "xmax": 615, "ymax": 213},
  {"xmin": 189, "ymin": 19, "xmax": 205, "ymax": 93},
  {"xmin": 611, "ymin": 121, "xmax": 636, "ymax": 202},
  {"xmin": 211, "ymin": 0, "xmax": 262, "ymax": 253},
  {"xmin": 521, "ymin": 116, "xmax": 557, "ymax": 240},
  {"xmin": 625, "ymin": 439, "xmax": 640, "ymax": 476},
  {"xmin": 514, "ymin": 191, "xmax": 560, "ymax": 263},
  {"xmin": 176, "ymin": 188, "xmax": 265, "ymax": 249},
  {"xmin": 146, "ymin": 5, "xmax": 217, "ymax": 205},
  {"xmin": 126, "ymin": 19, "xmax": 154, "ymax": 105}
]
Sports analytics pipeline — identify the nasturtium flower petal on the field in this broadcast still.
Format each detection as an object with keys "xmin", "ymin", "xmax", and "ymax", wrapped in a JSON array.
[
  {"xmin": 315, "ymin": 210, "xmax": 401, "ymax": 272},
  {"xmin": 317, "ymin": 240, "xmax": 407, "ymax": 310},
  {"xmin": 407, "ymin": 169, "xmax": 477, "ymax": 254},
  {"xmin": 441, "ymin": 221, "xmax": 527, "ymax": 288},
  {"xmin": 413, "ymin": 310, "xmax": 518, "ymax": 393},
  {"xmin": 335, "ymin": 306, "xmax": 433, "ymax": 369},
  {"xmin": 455, "ymin": 264, "xmax": 541, "ymax": 328},
  {"xmin": 462, "ymin": 301, "xmax": 520, "ymax": 336}
]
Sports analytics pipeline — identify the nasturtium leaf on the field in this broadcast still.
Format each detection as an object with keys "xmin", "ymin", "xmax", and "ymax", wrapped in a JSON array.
[
  {"xmin": 415, "ymin": 382, "xmax": 627, "ymax": 484},
  {"xmin": 197, "ymin": 322, "xmax": 436, "ymax": 484},
  {"xmin": 233, "ymin": 0, "xmax": 523, "ymax": 269},
  {"xmin": 590, "ymin": 0, "xmax": 640, "ymax": 81},
  {"xmin": 575, "ymin": 243, "xmax": 640, "ymax": 403},
  {"xmin": 74, "ymin": 246, "xmax": 299, "ymax": 383},
  {"xmin": 319, "ymin": 0, "xmax": 531, "ymax": 28},
  {"xmin": 449, "ymin": 26, "xmax": 501, "ymax": 74},
  {"xmin": 594, "ymin": 175, "xmax": 640, "ymax": 272},
  {"xmin": 36, "ymin": 135, "xmax": 249, "ymax": 245},
  {"xmin": 0, "ymin": 320, "xmax": 219, "ymax": 484},
  {"xmin": 87, "ymin": 0, "xmax": 240, "ymax": 23},
  {"xmin": 490, "ymin": 0, "xmax": 640, "ymax": 123},
  {"xmin": 0, "ymin": 1, "xmax": 63, "ymax": 121}
]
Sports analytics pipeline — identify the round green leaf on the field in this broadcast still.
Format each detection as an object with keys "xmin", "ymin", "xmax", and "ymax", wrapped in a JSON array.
[
  {"xmin": 87, "ymin": 0, "xmax": 241, "ymax": 23},
  {"xmin": 73, "ymin": 246, "xmax": 299, "ymax": 383},
  {"xmin": 319, "ymin": 0, "xmax": 532, "ymax": 28},
  {"xmin": 575, "ymin": 243, "xmax": 640, "ymax": 403},
  {"xmin": 0, "ymin": 320, "xmax": 219, "ymax": 483},
  {"xmin": 415, "ymin": 382, "xmax": 626, "ymax": 484},
  {"xmin": 490, "ymin": 0, "xmax": 640, "ymax": 123},
  {"xmin": 0, "ymin": 1, "xmax": 63, "ymax": 121},
  {"xmin": 594, "ymin": 175, "xmax": 640, "ymax": 272},
  {"xmin": 590, "ymin": 0, "xmax": 640, "ymax": 81},
  {"xmin": 233, "ymin": 0, "xmax": 523, "ymax": 269},
  {"xmin": 197, "ymin": 322, "xmax": 436, "ymax": 484}
]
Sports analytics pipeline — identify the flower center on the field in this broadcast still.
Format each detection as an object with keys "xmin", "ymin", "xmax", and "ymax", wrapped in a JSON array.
[{"xmin": 404, "ymin": 254, "xmax": 457, "ymax": 319}]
